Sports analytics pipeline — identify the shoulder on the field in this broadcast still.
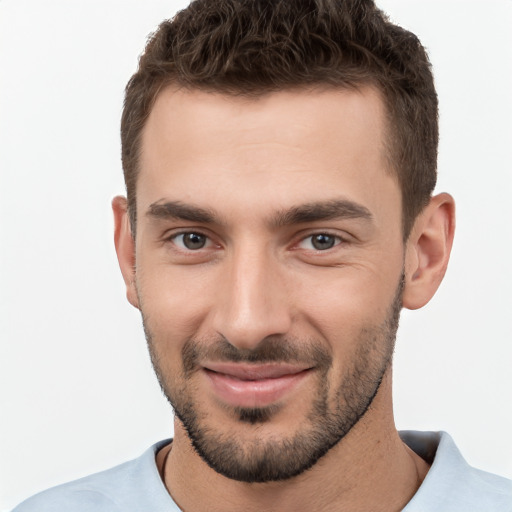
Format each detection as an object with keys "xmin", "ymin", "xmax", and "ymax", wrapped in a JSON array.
[
  {"xmin": 11, "ymin": 462, "xmax": 133, "ymax": 512},
  {"xmin": 402, "ymin": 431, "xmax": 512, "ymax": 512},
  {"xmin": 12, "ymin": 486, "xmax": 118, "ymax": 512},
  {"xmin": 12, "ymin": 440, "xmax": 175, "ymax": 512}
]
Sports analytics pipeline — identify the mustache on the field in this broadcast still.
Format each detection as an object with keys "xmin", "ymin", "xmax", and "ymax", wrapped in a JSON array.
[{"xmin": 181, "ymin": 335, "xmax": 332, "ymax": 376}]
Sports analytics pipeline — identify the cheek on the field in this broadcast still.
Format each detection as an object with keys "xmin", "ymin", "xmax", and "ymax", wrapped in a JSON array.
[
  {"xmin": 295, "ymin": 268, "xmax": 399, "ymax": 325},
  {"xmin": 292, "ymin": 267, "xmax": 402, "ymax": 367},
  {"xmin": 136, "ymin": 263, "xmax": 214, "ymax": 344}
]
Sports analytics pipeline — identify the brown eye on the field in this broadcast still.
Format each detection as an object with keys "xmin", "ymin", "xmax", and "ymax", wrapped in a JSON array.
[{"xmin": 176, "ymin": 233, "xmax": 208, "ymax": 250}]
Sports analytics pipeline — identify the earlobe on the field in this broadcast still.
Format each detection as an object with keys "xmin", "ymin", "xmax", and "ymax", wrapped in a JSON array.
[
  {"xmin": 402, "ymin": 193, "xmax": 456, "ymax": 310},
  {"xmin": 112, "ymin": 196, "xmax": 140, "ymax": 309}
]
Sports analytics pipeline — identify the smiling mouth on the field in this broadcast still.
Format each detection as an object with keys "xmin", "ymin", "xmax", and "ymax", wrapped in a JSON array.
[{"xmin": 202, "ymin": 362, "xmax": 312, "ymax": 408}]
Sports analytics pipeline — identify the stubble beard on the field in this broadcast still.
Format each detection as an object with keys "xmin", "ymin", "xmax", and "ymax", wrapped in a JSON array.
[{"xmin": 142, "ymin": 277, "xmax": 403, "ymax": 483}]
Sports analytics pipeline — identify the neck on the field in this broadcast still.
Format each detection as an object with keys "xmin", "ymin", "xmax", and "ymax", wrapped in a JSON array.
[{"xmin": 160, "ymin": 372, "xmax": 429, "ymax": 512}]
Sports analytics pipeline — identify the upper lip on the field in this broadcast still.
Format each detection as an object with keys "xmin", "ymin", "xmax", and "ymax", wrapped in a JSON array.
[{"xmin": 203, "ymin": 362, "xmax": 311, "ymax": 380}]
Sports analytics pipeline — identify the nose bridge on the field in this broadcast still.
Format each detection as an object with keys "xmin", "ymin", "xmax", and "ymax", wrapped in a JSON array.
[{"xmin": 212, "ymin": 238, "xmax": 292, "ymax": 350}]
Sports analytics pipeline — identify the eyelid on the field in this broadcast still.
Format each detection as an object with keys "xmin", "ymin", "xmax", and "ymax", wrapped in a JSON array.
[
  {"xmin": 292, "ymin": 229, "xmax": 350, "ymax": 248},
  {"xmin": 161, "ymin": 228, "xmax": 352, "ymax": 252},
  {"xmin": 164, "ymin": 229, "xmax": 218, "ymax": 251},
  {"xmin": 297, "ymin": 233, "xmax": 343, "ymax": 250}
]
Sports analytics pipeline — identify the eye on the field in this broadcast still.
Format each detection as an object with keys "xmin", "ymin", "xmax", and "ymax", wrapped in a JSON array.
[
  {"xmin": 299, "ymin": 233, "xmax": 341, "ymax": 251},
  {"xmin": 173, "ymin": 232, "xmax": 210, "ymax": 250}
]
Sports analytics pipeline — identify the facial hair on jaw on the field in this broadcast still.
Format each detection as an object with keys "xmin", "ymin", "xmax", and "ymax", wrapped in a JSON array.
[{"xmin": 141, "ymin": 274, "xmax": 404, "ymax": 483}]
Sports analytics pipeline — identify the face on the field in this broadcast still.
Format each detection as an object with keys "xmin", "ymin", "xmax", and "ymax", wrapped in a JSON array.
[{"xmin": 131, "ymin": 86, "xmax": 406, "ymax": 482}]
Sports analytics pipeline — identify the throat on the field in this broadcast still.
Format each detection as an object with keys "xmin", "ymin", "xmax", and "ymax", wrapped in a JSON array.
[{"xmin": 159, "ymin": 421, "xmax": 431, "ymax": 512}]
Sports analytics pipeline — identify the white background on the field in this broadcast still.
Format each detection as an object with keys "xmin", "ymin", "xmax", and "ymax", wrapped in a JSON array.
[{"xmin": 1, "ymin": 0, "xmax": 511, "ymax": 509}]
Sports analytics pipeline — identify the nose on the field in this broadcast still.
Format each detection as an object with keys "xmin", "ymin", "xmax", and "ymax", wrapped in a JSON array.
[{"xmin": 211, "ymin": 242, "xmax": 293, "ymax": 351}]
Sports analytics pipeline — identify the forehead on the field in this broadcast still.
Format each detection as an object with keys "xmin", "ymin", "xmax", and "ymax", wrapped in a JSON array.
[
  {"xmin": 138, "ymin": 86, "xmax": 400, "ymax": 227},
  {"xmin": 143, "ymin": 85, "xmax": 388, "ymax": 159}
]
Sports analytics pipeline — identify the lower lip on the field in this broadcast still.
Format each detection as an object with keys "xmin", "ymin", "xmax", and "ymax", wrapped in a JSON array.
[{"xmin": 204, "ymin": 369, "xmax": 311, "ymax": 408}]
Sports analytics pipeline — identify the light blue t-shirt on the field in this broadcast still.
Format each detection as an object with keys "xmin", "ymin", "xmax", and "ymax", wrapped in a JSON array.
[{"xmin": 12, "ymin": 431, "xmax": 512, "ymax": 511}]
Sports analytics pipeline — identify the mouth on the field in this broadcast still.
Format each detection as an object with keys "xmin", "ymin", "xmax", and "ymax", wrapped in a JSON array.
[{"xmin": 202, "ymin": 362, "xmax": 313, "ymax": 408}]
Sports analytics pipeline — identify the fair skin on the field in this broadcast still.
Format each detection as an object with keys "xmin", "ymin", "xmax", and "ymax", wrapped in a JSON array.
[{"xmin": 113, "ymin": 86, "xmax": 455, "ymax": 511}]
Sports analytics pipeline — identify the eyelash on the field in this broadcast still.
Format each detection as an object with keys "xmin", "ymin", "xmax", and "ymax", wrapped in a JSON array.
[
  {"xmin": 165, "ymin": 230, "xmax": 346, "ymax": 253},
  {"xmin": 167, "ymin": 231, "xmax": 214, "ymax": 251},
  {"xmin": 296, "ymin": 232, "xmax": 344, "ymax": 251}
]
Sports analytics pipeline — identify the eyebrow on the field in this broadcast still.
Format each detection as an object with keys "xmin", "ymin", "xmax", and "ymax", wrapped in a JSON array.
[
  {"xmin": 146, "ymin": 198, "xmax": 373, "ymax": 227},
  {"xmin": 270, "ymin": 199, "xmax": 373, "ymax": 227},
  {"xmin": 147, "ymin": 201, "xmax": 216, "ymax": 224}
]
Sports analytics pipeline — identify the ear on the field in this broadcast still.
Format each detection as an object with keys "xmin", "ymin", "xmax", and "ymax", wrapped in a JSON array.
[
  {"xmin": 402, "ymin": 193, "xmax": 456, "ymax": 310},
  {"xmin": 112, "ymin": 196, "xmax": 140, "ymax": 309}
]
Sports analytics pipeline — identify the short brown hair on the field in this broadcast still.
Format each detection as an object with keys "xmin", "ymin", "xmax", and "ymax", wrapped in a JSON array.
[{"xmin": 121, "ymin": 0, "xmax": 438, "ymax": 238}]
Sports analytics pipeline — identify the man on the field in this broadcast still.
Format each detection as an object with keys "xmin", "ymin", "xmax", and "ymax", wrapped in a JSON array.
[{"xmin": 12, "ymin": 0, "xmax": 512, "ymax": 510}]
